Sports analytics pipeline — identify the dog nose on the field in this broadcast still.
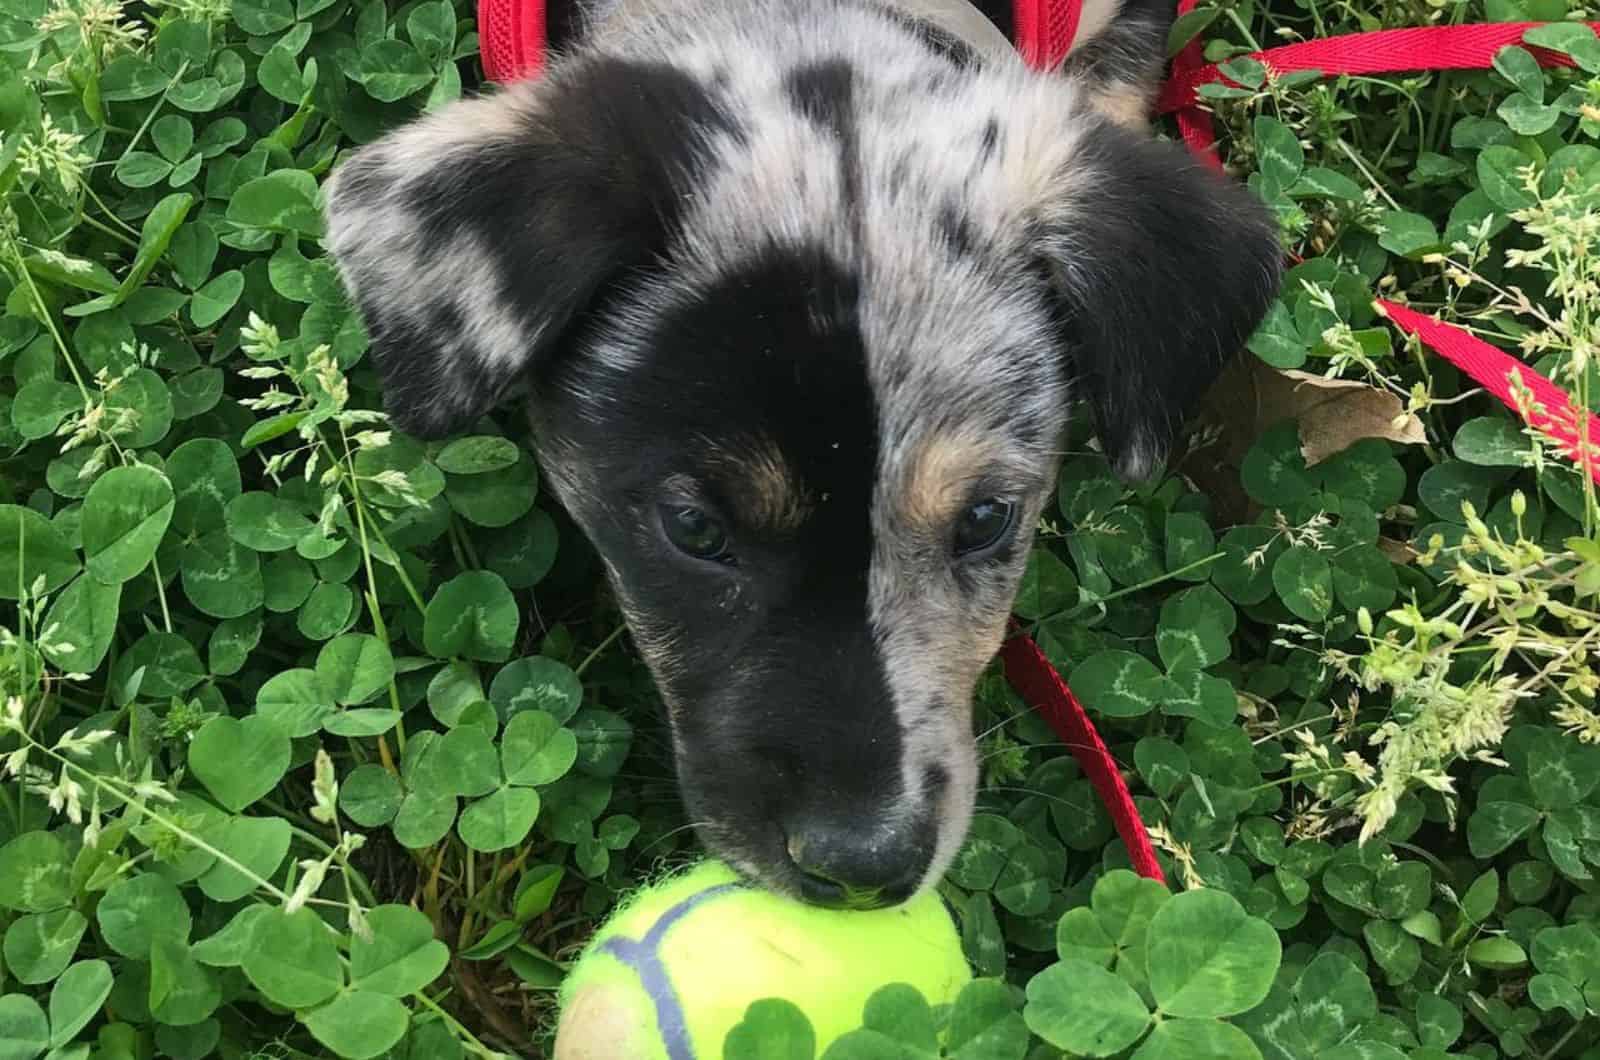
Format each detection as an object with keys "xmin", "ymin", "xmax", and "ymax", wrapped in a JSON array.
[{"xmin": 785, "ymin": 823, "xmax": 927, "ymax": 910}]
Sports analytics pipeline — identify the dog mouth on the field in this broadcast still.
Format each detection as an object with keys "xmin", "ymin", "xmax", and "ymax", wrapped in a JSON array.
[
  {"xmin": 664, "ymin": 713, "xmax": 979, "ymax": 910},
  {"xmin": 687, "ymin": 815, "xmax": 936, "ymax": 910}
]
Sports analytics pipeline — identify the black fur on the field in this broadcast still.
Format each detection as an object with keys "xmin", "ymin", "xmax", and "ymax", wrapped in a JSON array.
[
  {"xmin": 330, "ymin": 57, "xmax": 739, "ymax": 439},
  {"xmin": 936, "ymin": 200, "xmax": 980, "ymax": 256},
  {"xmin": 978, "ymin": 116, "xmax": 1001, "ymax": 160},
  {"xmin": 537, "ymin": 248, "xmax": 934, "ymax": 905},
  {"xmin": 544, "ymin": 0, "xmax": 585, "ymax": 50},
  {"xmin": 1061, "ymin": 0, "xmax": 1173, "ymax": 84},
  {"xmin": 1044, "ymin": 121, "xmax": 1283, "ymax": 479},
  {"xmin": 785, "ymin": 60, "xmax": 863, "ymax": 224},
  {"xmin": 785, "ymin": 58, "xmax": 855, "ymax": 134}
]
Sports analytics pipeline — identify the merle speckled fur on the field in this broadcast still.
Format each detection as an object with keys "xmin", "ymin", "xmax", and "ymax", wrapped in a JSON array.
[{"xmin": 323, "ymin": 0, "xmax": 1281, "ymax": 907}]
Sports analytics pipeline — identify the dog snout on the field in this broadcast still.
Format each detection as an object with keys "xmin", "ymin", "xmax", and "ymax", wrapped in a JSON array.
[{"xmin": 783, "ymin": 814, "xmax": 933, "ymax": 909}]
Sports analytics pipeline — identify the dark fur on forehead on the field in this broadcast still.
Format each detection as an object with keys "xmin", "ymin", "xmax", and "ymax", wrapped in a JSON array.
[
  {"xmin": 555, "ymin": 242, "xmax": 882, "ymax": 639},
  {"xmin": 323, "ymin": 56, "xmax": 739, "ymax": 439},
  {"xmin": 784, "ymin": 60, "xmax": 862, "ymax": 229},
  {"xmin": 546, "ymin": 244, "xmax": 878, "ymax": 527},
  {"xmin": 785, "ymin": 59, "xmax": 854, "ymax": 135},
  {"xmin": 537, "ymin": 246, "xmax": 938, "ymax": 886}
]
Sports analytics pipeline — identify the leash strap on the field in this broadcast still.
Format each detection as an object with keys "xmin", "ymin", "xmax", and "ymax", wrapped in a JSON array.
[
  {"xmin": 1015, "ymin": 0, "xmax": 1082, "ymax": 68},
  {"xmin": 478, "ymin": 0, "xmax": 545, "ymax": 81},
  {"xmin": 1377, "ymin": 301, "xmax": 1600, "ymax": 478},
  {"xmin": 1160, "ymin": 21, "xmax": 1600, "ymax": 117},
  {"xmin": 999, "ymin": 624, "xmax": 1165, "ymax": 879},
  {"xmin": 1170, "ymin": 0, "xmax": 1221, "ymax": 164}
]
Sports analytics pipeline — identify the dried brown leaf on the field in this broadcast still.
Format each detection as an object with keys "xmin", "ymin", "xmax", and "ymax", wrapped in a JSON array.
[
  {"xmin": 1266, "ymin": 369, "xmax": 1427, "ymax": 466},
  {"xmin": 1377, "ymin": 536, "xmax": 1419, "ymax": 565},
  {"xmin": 1181, "ymin": 357, "xmax": 1428, "ymax": 524}
]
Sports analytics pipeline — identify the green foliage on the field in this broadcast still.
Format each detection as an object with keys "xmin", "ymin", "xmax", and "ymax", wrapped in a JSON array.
[{"xmin": 3, "ymin": 0, "xmax": 1600, "ymax": 1054}]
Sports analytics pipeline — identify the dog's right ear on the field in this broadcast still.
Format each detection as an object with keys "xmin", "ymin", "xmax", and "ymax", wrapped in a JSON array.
[{"xmin": 322, "ymin": 57, "xmax": 735, "ymax": 438}]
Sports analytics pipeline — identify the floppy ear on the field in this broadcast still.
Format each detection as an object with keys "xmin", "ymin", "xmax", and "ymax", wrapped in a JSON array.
[
  {"xmin": 322, "ymin": 57, "xmax": 734, "ymax": 438},
  {"xmin": 1040, "ymin": 123, "xmax": 1282, "ymax": 481}
]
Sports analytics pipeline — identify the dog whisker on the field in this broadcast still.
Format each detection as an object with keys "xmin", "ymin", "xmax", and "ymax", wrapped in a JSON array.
[
  {"xmin": 974, "ymin": 708, "xmax": 1034, "ymax": 742},
  {"xmin": 637, "ymin": 820, "xmax": 715, "ymax": 855},
  {"xmin": 978, "ymin": 784, "xmax": 1110, "ymax": 811}
]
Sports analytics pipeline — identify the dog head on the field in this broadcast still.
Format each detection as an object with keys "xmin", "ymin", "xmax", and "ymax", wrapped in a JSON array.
[{"xmin": 323, "ymin": 0, "xmax": 1280, "ymax": 907}]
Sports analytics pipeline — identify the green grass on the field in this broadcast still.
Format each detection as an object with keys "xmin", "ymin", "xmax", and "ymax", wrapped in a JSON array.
[{"xmin": 3, "ymin": 0, "xmax": 1600, "ymax": 1055}]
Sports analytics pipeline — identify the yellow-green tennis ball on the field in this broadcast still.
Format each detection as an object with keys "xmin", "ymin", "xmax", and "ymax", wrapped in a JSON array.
[{"xmin": 553, "ymin": 860, "xmax": 970, "ymax": 1059}]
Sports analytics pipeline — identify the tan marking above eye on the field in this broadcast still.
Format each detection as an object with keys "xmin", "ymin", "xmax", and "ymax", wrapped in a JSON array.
[
  {"xmin": 700, "ymin": 440, "xmax": 813, "ymax": 533},
  {"xmin": 894, "ymin": 430, "xmax": 1006, "ymax": 530}
]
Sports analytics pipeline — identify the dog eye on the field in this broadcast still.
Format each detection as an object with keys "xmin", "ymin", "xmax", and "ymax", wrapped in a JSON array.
[
  {"xmin": 953, "ymin": 499, "xmax": 1016, "ymax": 557},
  {"xmin": 659, "ymin": 504, "xmax": 732, "ymax": 562}
]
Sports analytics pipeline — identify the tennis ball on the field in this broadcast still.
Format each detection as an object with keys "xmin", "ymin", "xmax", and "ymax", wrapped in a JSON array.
[{"xmin": 553, "ymin": 860, "xmax": 971, "ymax": 1059}]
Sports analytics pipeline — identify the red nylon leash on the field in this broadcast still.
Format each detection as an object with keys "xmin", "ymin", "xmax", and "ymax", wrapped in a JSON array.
[
  {"xmin": 998, "ymin": 627, "xmax": 1166, "ymax": 879},
  {"xmin": 479, "ymin": 0, "xmax": 545, "ymax": 81},
  {"xmin": 1161, "ymin": 15, "xmax": 1600, "ymax": 168},
  {"xmin": 1015, "ymin": 0, "xmax": 1082, "ymax": 70},
  {"xmin": 1377, "ymin": 301, "xmax": 1600, "ymax": 478},
  {"xmin": 1159, "ymin": 21, "xmax": 1600, "ymax": 118},
  {"xmin": 1171, "ymin": 0, "xmax": 1222, "ymax": 165}
]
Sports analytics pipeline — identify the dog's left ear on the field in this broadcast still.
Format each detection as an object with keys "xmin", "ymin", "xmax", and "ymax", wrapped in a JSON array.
[
  {"xmin": 1038, "ymin": 123, "xmax": 1282, "ymax": 482},
  {"xmin": 320, "ymin": 57, "xmax": 733, "ymax": 439}
]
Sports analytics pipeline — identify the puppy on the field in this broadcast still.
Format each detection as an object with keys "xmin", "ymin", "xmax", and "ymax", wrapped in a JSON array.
[{"xmin": 323, "ymin": 0, "xmax": 1281, "ymax": 909}]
